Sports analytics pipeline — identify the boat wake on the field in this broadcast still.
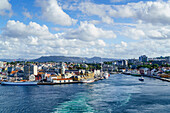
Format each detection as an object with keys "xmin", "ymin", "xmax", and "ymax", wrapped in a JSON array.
[{"xmin": 52, "ymin": 92, "xmax": 96, "ymax": 113}]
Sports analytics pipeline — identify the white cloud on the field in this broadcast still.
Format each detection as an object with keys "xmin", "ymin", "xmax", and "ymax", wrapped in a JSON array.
[
  {"xmin": 79, "ymin": 2, "xmax": 114, "ymax": 24},
  {"xmin": 127, "ymin": 40, "xmax": 170, "ymax": 58},
  {"xmin": 1, "ymin": 20, "xmax": 170, "ymax": 59},
  {"xmin": 121, "ymin": 41, "xmax": 127, "ymax": 47},
  {"xmin": 1, "ymin": 0, "xmax": 170, "ymax": 59},
  {"xmin": 97, "ymin": 40, "xmax": 106, "ymax": 47},
  {"xmin": 27, "ymin": 36, "xmax": 38, "ymax": 45},
  {"xmin": 120, "ymin": 23, "xmax": 170, "ymax": 40},
  {"xmin": 108, "ymin": 39, "xmax": 170, "ymax": 59},
  {"xmin": 23, "ymin": 11, "xmax": 32, "ymax": 19},
  {"xmin": 121, "ymin": 27, "xmax": 145, "ymax": 40},
  {"xmin": 109, "ymin": 1, "xmax": 170, "ymax": 25},
  {"xmin": 0, "ymin": 20, "xmax": 110, "ymax": 59},
  {"xmin": 101, "ymin": 16, "xmax": 114, "ymax": 24},
  {"xmin": 76, "ymin": 1, "xmax": 170, "ymax": 25},
  {"xmin": 2, "ymin": 20, "xmax": 53, "ymax": 39},
  {"xmin": 0, "ymin": 0, "xmax": 12, "ymax": 16},
  {"xmin": 52, "ymin": 27, "xmax": 61, "ymax": 31},
  {"xmin": 62, "ymin": 21, "xmax": 116, "ymax": 41},
  {"xmin": 88, "ymin": 20, "xmax": 100, "ymax": 25},
  {"xmin": 36, "ymin": 0, "xmax": 77, "ymax": 26}
]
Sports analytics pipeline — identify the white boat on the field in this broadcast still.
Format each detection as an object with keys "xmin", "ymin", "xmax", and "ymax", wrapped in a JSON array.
[
  {"xmin": 110, "ymin": 72, "xmax": 117, "ymax": 74},
  {"xmin": 103, "ymin": 71, "xmax": 109, "ymax": 79},
  {"xmin": 1, "ymin": 81, "xmax": 38, "ymax": 86},
  {"xmin": 80, "ymin": 79, "xmax": 94, "ymax": 83},
  {"xmin": 139, "ymin": 76, "xmax": 144, "ymax": 81}
]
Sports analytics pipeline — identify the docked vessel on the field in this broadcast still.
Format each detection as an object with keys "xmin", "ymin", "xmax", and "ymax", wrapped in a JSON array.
[
  {"xmin": 1, "ymin": 81, "xmax": 38, "ymax": 86},
  {"xmin": 110, "ymin": 72, "xmax": 117, "ymax": 74},
  {"xmin": 103, "ymin": 71, "xmax": 109, "ymax": 79},
  {"xmin": 80, "ymin": 79, "xmax": 94, "ymax": 83}
]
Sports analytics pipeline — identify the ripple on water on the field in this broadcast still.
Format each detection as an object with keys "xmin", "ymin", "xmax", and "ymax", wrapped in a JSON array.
[{"xmin": 53, "ymin": 92, "xmax": 96, "ymax": 113}]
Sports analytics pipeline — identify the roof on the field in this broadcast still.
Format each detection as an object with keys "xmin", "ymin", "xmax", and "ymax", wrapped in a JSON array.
[
  {"xmin": 38, "ymin": 72, "xmax": 45, "ymax": 75},
  {"xmin": 51, "ymin": 75, "xmax": 57, "ymax": 77},
  {"xmin": 11, "ymin": 71, "xmax": 18, "ymax": 74}
]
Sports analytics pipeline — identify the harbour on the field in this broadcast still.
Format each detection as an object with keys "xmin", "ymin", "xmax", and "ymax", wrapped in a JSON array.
[
  {"xmin": 0, "ymin": 0, "xmax": 170, "ymax": 112},
  {"xmin": 1, "ymin": 74, "xmax": 170, "ymax": 113}
]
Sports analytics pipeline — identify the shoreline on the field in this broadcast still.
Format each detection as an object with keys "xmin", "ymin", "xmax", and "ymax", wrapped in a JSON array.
[{"xmin": 122, "ymin": 73, "xmax": 170, "ymax": 82}]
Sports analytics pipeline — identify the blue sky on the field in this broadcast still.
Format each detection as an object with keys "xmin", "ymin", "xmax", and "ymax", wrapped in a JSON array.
[{"xmin": 0, "ymin": 0, "xmax": 170, "ymax": 59}]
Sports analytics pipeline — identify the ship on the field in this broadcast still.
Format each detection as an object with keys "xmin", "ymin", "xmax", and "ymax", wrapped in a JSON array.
[
  {"xmin": 110, "ymin": 71, "xmax": 117, "ymax": 74},
  {"xmin": 80, "ymin": 79, "xmax": 94, "ymax": 83},
  {"xmin": 139, "ymin": 76, "xmax": 144, "ymax": 81},
  {"xmin": 103, "ymin": 71, "xmax": 109, "ymax": 79},
  {"xmin": 1, "ymin": 81, "xmax": 38, "ymax": 86}
]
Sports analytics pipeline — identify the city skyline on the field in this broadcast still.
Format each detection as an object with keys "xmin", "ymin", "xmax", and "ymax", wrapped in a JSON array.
[{"xmin": 0, "ymin": 0, "xmax": 170, "ymax": 59}]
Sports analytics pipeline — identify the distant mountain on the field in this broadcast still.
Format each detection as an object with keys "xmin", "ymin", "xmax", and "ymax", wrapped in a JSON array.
[
  {"xmin": 31, "ymin": 56, "xmax": 86, "ymax": 63},
  {"xmin": 31, "ymin": 56, "xmax": 117, "ymax": 63},
  {"xmin": 0, "ymin": 58, "xmax": 26, "ymax": 62}
]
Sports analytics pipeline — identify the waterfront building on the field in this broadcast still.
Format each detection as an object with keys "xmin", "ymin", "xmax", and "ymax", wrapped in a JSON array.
[
  {"xmin": 85, "ymin": 71, "xmax": 95, "ymax": 79},
  {"xmin": 151, "ymin": 69, "xmax": 158, "ymax": 76},
  {"xmin": 94, "ymin": 70, "xmax": 100, "ymax": 76},
  {"xmin": 139, "ymin": 67, "xmax": 149, "ymax": 75}
]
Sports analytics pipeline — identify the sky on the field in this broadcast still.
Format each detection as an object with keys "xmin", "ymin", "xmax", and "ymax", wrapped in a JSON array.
[{"xmin": 0, "ymin": 0, "xmax": 170, "ymax": 59}]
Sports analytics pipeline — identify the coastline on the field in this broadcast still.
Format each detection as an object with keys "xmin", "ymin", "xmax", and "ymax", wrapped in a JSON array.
[{"xmin": 123, "ymin": 72, "xmax": 170, "ymax": 82}]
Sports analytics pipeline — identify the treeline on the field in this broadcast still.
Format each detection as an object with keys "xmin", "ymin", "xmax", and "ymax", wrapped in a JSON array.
[{"xmin": 137, "ymin": 64, "xmax": 159, "ymax": 69}]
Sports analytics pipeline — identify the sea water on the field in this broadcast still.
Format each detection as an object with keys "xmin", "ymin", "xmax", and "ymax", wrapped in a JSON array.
[{"xmin": 0, "ymin": 74, "xmax": 170, "ymax": 113}]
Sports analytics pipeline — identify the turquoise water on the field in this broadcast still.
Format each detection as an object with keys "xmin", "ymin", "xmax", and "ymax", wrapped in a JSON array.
[{"xmin": 1, "ymin": 74, "xmax": 170, "ymax": 113}]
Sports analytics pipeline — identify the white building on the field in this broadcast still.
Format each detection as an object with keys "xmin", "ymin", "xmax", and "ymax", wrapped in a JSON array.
[
  {"xmin": 0, "ymin": 61, "xmax": 5, "ymax": 68},
  {"xmin": 139, "ymin": 68, "xmax": 149, "ymax": 75}
]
